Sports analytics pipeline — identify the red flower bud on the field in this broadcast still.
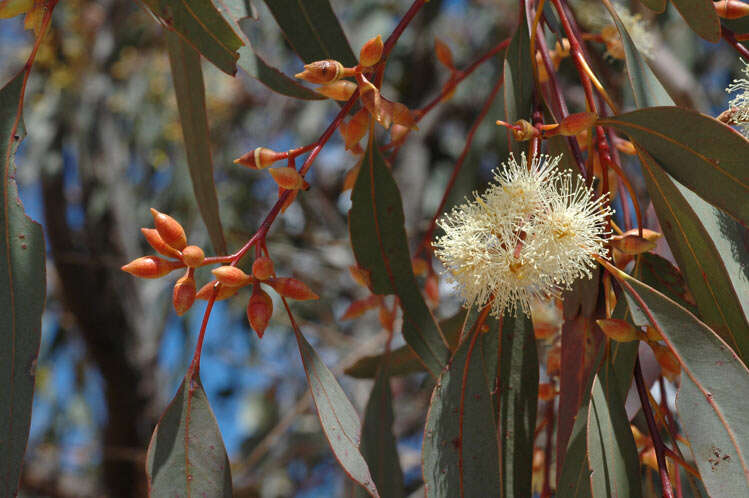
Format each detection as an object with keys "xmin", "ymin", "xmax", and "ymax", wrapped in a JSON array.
[
  {"xmin": 266, "ymin": 277, "xmax": 319, "ymax": 300},
  {"xmin": 359, "ymin": 35, "xmax": 383, "ymax": 67},
  {"xmin": 150, "ymin": 208, "xmax": 187, "ymax": 251},
  {"xmin": 141, "ymin": 228, "xmax": 182, "ymax": 259},
  {"xmin": 173, "ymin": 273, "xmax": 196, "ymax": 316},
  {"xmin": 247, "ymin": 287, "xmax": 273, "ymax": 338},
  {"xmin": 211, "ymin": 266, "xmax": 253, "ymax": 287},
  {"xmin": 252, "ymin": 257, "xmax": 274, "ymax": 281},
  {"xmin": 316, "ymin": 80, "xmax": 357, "ymax": 101},
  {"xmin": 234, "ymin": 147, "xmax": 282, "ymax": 170},
  {"xmin": 269, "ymin": 167, "xmax": 304, "ymax": 190},
  {"xmin": 181, "ymin": 245, "xmax": 205, "ymax": 268},
  {"xmin": 295, "ymin": 59, "xmax": 344, "ymax": 84},
  {"xmin": 715, "ymin": 0, "xmax": 749, "ymax": 19},
  {"xmin": 434, "ymin": 37, "xmax": 455, "ymax": 70},
  {"xmin": 196, "ymin": 280, "xmax": 239, "ymax": 301},
  {"xmin": 122, "ymin": 255, "xmax": 182, "ymax": 279}
]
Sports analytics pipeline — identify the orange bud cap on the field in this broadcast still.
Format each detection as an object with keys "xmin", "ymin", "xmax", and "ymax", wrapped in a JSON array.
[
  {"xmin": 597, "ymin": 318, "xmax": 641, "ymax": 342},
  {"xmin": 558, "ymin": 112, "xmax": 598, "ymax": 136},
  {"xmin": 538, "ymin": 382, "xmax": 556, "ymax": 401},
  {"xmin": 295, "ymin": 59, "xmax": 344, "ymax": 84},
  {"xmin": 434, "ymin": 37, "xmax": 454, "ymax": 70},
  {"xmin": 173, "ymin": 273, "xmax": 196, "ymax": 316},
  {"xmin": 316, "ymin": 80, "xmax": 357, "ymax": 101},
  {"xmin": 121, "ymin": 255, "xmax": 182, "ymax": 279},
  {"xmin": 614, "ymin": 139, "xmax": 637, "ymax": 156},
  {"xmin": 196, "ymin": 280, "xmax": 239, "ymax": 301},
  {"xmin": 266, "ymin": 277, "xmax": 319, "ymax": 300},
  {"xmin": 715, "ymin": 0, "xmax": 749, "ymax": 19},
  {"xmin": 211, "ymin": 266, "xmax": 253, "ymax": 287},
  {"xmin": 252, "ymin": 257, "xmax": 274, "ymax": 280},
  {"xmin": 269, "ymin": 167, "xmax": 304, "ymax": 190},
  {"xmin": 247, "ymin": 287, "xmax": 273, "ymax": 338},
  {"xmin": 181, "ymin": 245, "xmax": 205, "ymax": 268},
  {"xmin": 359, "ymin": 35, "xmax": 384, "ymax": 67},
  {"xmin": 141, "ymin": 228, "xmax": 182, "ymax": 259},
  {"xmin": 234, "ymin": 147, "xmax": 281, "ymax": 170},
  {"xmin": 610, "ymin": 233, "xmax": 657, "ymax": 255},
  {"xmin": 150, "ymin": 208, "xmax": 187, "ymax": 251}
]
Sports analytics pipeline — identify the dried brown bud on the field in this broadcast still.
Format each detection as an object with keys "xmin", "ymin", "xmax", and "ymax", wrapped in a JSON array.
[
  {"xmin": 715, "ymin": 0, "xmax": 749, "ymax": 19},
  {"xmin": 196, "ymin": 281, "xmax": 239, "ymax": 301},
  {"xmin": 234, "ymin": 147, "xmax": 281, "ymax": 170},
  {"xmin": 269, "ymin": 167, "xmax": 305, "ymax": 190},
  {"xmin": 173, "ymin": 273, "xmax": 196, "ymax": 316},
  {"xmin": 295, "ymin": 59, "xmax": 344, "ymax": 84},
  {"xmin": 316, "ymin": 80, "xmax": 357, "ymax": 101},
  {"xmin": 512, "ymin": 119, "xmax": 538, "ymax": 141},
  {"xmin": 359, "ymin": 35, "xmax": 383, "ymax": 67},
  {"xmin": 434, "ymin": 37, "xmax": 454, "ymax": 70},
  {"xmin": 597, "ymin": 318, "xmax": 641, "ymax": 342},
  {"xmin": 141, "ymin": 228, "xmax": 181, "ymax": 259},
  {"xmin": 121, "ymin": 255, "xmax": 182, "ymax": 279},
  {"xmin": 558, "ymin": 112, "xmax": 598, "ymax": 136},
  {"xmin": 252, "ymin": 257, "xmax": 274, "ymax": 281},
  {"xmin": 359, "ymin": 79, "xmax": 391, "ymax": 129},
  {"xmin": 181, "ymin": 245, "xmax": 205, "ymax": 268},
  {"xmin": 266, "ymin": 277, "xmax": 319, "ymax": 300},
  {"xmin": 247, "ymin": 286, "xmax": 273, "ymax": 338},
  {"xmin": 150, "ymin": 208, "xmax": 187, "ymax": 251},
  {"xmin": 211, "ymin": 266, "xmax": 253, "ymax": 287}
]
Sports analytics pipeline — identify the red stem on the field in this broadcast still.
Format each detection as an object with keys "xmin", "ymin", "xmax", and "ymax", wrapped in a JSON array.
[
  {"xmin": 540, "ymin": 399, "xmax": 555, "ymax": 498},
  {"xmin": 722, "ymin": 25, "xmax": 749, "ymax": 60},
  {"xmin": 375, "ymin": 0, "xmax": 428, "ymax": 87}
]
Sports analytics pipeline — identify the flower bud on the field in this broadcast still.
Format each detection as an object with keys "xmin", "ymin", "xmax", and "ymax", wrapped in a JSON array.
[
  {"xmin": 196, "ymin": 280, "xmax": 239, "ymax": 301},
  {"xmin": 715, "ymin": 0, "xmax": 749, "ymax": 19},
  {"xmin": 269, "ymin": 167, "xmax": 305, "ymax": 190},
  {"xmin": 622, "ymin": 228, "xmax": 662, "ymax": 242},
  {"xmin": 610, "ymin": 233, "xmax": 657, "ymax": 255},
  {"xmin": 538, "ymin": 382, "xmax": 556, "ymax": 401},
  {"xmin": 181, "ymin": 245, "xmax": 205, "ymax": 267},
  {"xmin": 597, "ymin": 318, "xmax": 641, "ymax": 342},
  {"xmin": 546, "ymin": 346, "xmax": 562, "ymax": 376},
  {"xmin": 141, "ymin": 228, "xmax": 181, "ymax": 259},
  {"xmin": 173, "ymin": 273, "xmax": 196, "ymax": 316},
  {"xmin": 434, "ymin": 37, "xmax": 454, "ymax": 70},
  {"xmin": 150, "ymin": 208, "xmax": 187, "ymax": 251},
  {"xmin": 558, "ymin": 112, "xmax": 598, "ymax": 136},
  {"xmin": 359, "ymin": 35, "xmax": 383, "ymax": 67},
  {"xmin": 510, "ymin": 119, "xmax": 538, "ymax": 141},
  {"xmin": 614, "ymin": 139, "xmax": 636, "ymax": 156},
  {"xmin": 266, "ymin": 277, "xmax": 319, "ymax": 300},
  {"xmin": 340, "ymin": 109, "xmax": 369, "ymax": 150},
  {"xmin": 651, "ymin": 343, "xmax": 681, "ymax": 380},
  {"xmin": 121, "ymin": 255, "xmax": 182, "ymax": 278},
  {"xmin": 252, "ymin": 257, "xmax": 274, "ymax": 280},
  {"xmin": 341, "ymin": 295, "xmax": 379, "ymax": 320},
  {"xmin": 234, "ymin": 147, "xmax": 282, "ymax": 170},
  {"xmin": 211, "ymin": 266, "xmax": 253, "ymax": 287},
  {"xmin": 247, "ymin": 287, "xmax": 273, "ymax": 338},
  {"xmin": 278, "ymin": 186, "xmax": 298, "ymax": 213},
  {"xmin": 316, "ymin": 80, "xmax": 357, "ymax": 101},
  {"xmin": 349, "ymin": 265, "xmax": 371, "ymax": 288},
  {"xmin": 295, "ymin": 59, "xmax": 344, "ymax": 84}
]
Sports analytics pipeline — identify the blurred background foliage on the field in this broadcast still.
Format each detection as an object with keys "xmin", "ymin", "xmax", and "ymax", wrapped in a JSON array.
[{"xmin": 1, "ymin": 0, "xmax": 743, "ymax": 496}]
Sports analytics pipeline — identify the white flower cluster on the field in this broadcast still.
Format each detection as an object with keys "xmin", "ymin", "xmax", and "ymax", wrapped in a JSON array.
[
  {"xmin": 726, "ymin": 59, "xmax": 749, "ymax": 135},
  {"xmin": 434, "ymin": 153, "xmax": 612, "ymax": 317}
]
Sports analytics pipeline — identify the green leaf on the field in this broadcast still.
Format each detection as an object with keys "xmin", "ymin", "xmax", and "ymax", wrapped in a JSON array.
[
  {"xmin": 502, "ymin": 8, "xmax": 533, "ymax": 155},
  {"xmin": 622, "ymin": 274, "xmax": 749, "ymax": 497},
  {"xmin": 557, "ymin": 404, "xmax": 593, "ymax": 498},
  {"xmin": 213, "ymin": 0, "xmax": 324, "ymax": 100},
  {"xmin": 349, "ymin": 139, "xmax": 450, "ymax": 378},
  {"xmin": 611, "ymin": 9, "xmax": 749, "ymax": 364},
  {"xmin": 166, "ymin": 32, "xmax": 227, "ymax": 254},
  {"xmin": 587, "ymin": 375, "xmax": 643, "ymax": 498},
  {"xmin": 670, "ymin": 0, "xmax": 720, "ymax": 42},
  {"xmin": 260, "ymin": 0, "xmax": 357, "ymax": 66},
  {"xmin": 422, "ymin": 325, "xmax": 501, "ymax": 497},
  {"xmin": 293, "ymin": 327, "xmax": 380, "ymax": 497},
  {"xmin": 142, "ymin": 0, "xmax": 243, "ymax": 75},
  {"xmin": 498, "ymin": 313, "xmax": 539, "ymax": 497},
  {"xmin": 146, "ymin": 370, "xmax": 232, "ymax": 497},
  {"xmin": 635, "ymin": 253, "xmax": 697, "ymax": 315},
  {"xmin": 355, "ymin": 366, "xmax": 405, "ymax": 498},
  {"xmin": 0, "ymin": 72, "xmax": 46, "ymax": 498},
  {"xmin": 598, "ymin": 107, "xmax": 749, "ymax": 226}
]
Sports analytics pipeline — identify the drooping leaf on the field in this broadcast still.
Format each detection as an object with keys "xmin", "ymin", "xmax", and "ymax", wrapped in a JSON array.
[
  {"xmin": 598, "ymin": 107, "xmax": 749, "ymax": 226},
  {"xmin": 670, "ymin": 0, "xmax": 720, "ymax": 42},
  {"xmin": 166, "ymin": 32, "xmax": 226, "ymax": 254},
  {"xmin": 142, "ymin": 0, "xmax": 243, "ymax": 75},
  {"xmin": 349, "ymin": 139, "xmax": 449, "ymax": 378},
  {"xmin": 0, "ymin": 72, "xmax": 46, "ymax": 498},
  {"xmin": 146, "ymin": 369, "xmax": 232, "ymax": 497},
  {"xmin": 422, "ymin": 325, "xmax": 501, "ymax": 497},
  {"xmin": 635, "ymin": 253, "xmax": 697, "ymax": 315},
  {"xmin": 557, "ymin": 404, "xmax": 593, "ymax": 498},
  {"xmin": 355, "ymin": 366, "xmax": 405, "ymax": 498},
  {"xmin": 502, "ymin": 8, "xmax": 532, "ymax": 155},
  {"xmin": 260, "ymin": 0, "xmax": 357, "ymax": 66},
  {"xmin": 611, "ymin": 9, "xmax": 749, "ymax": 364},
  {"xmin": 497, "ymin": 313, "xmax": 539, "ymax": 497},
  {"xmin": 622, "ymin": 274, "xmax": 749, "ymax": 496},
  {"xmin": 293, "ymin": 326, "xmax": 380, "ymax": 497},
  {"xmin": 587, "ymin": 374, "xmax": 642, "ymax": 498}
]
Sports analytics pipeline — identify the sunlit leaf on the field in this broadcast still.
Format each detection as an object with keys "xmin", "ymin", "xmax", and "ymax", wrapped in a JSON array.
[
  {"xmin": 502, "ymin": 8, "xmax": 532, "ymax": 155},
  {"xmin": 670, "ymin": 0, "xmax": 720, "ymax": 42}
]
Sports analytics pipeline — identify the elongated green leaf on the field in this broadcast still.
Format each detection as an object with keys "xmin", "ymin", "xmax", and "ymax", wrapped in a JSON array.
[
  {"xmin": 143, "ymin": 0, "xmax": 243, "ymax": 75},
  {"xmin": 293, "ymin": 327, "xmax": 380, "ymax": 497},
  {"xmin": 498, "ymin": 313, "xmax": 538, "ymax": 497},
  {"xmin": 622, "ymin": 274, "xmax": 749, "ymax": 496},
  {"xmin": 557, "ymin": 404, "xmax": 593, "ymax": 498},
  {"xmin": 0, "ymin": 72, "xmax": 46, "ymax": 498},
  {"xmin": 599, "ymin": 107, "xmax": 749, "ymax": 225},
  {"xmin": 356, "ymin": 366, "xmax": 404, "ymax": 498},
  {"xmin": 213, "ymin": 0, "xmax": 324, "ymax": 99},
  {"xmin": 166, "ymin": 32, "xmax": 226, "ymax": 254},
  {"xmin": 146, "ymin": 370, "xmax": 232, "ymax": 497},
  {"xmin": 261, "ymin": 0, "xmax": 357, "ymax": 66},
  {"xmin": 423, "ymin": 325, "xmax": 501, "ymax": 497},
  {"xmin": 670, "ymin": 0, "xmax": 720, "ymax": 42},
  {"xmin": 587, "ymin": 375, "xmax": 642, "ymax": 498},
  {"xmin": 502, "ymin": 9, "xmax": 532, "ymax": 155},
  {"xmin": 349, "ymin": 140, "xmax": 449, "ymax": 378},
  {"xmin": 610, "ymin": 10, "xmax": 749, "ymax": 364},
  {"xmin": 636, "ymin": 253, "xmax": 696, "ymax": 315}
]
